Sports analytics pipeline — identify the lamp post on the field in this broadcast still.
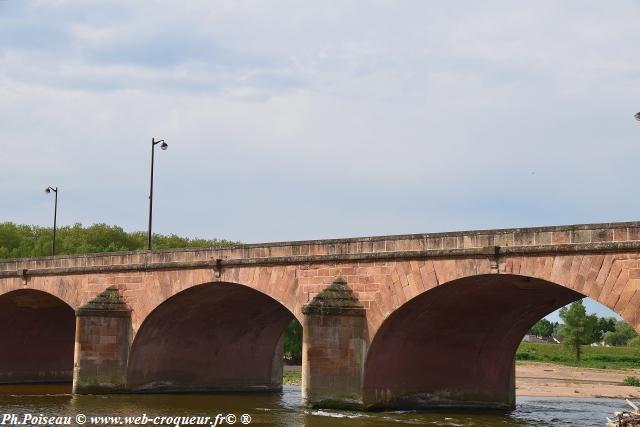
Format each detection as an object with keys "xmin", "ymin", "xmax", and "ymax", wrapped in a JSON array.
[
  {"xmin": 635, "ymin": 112, "xmax": 640, "ymax": 122},
  {"xmin": 45, "ymin": 186, "xmax": 58, "ymax": 256},
  {"xmin": 148, "ymin": 138, "xmax": 168, "ymax": 250}
]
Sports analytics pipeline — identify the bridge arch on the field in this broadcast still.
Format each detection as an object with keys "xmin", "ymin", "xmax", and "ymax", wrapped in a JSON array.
[
  {"xmin": 362, "ymin": 264, "xmax": 636, "ymax": 410},
  {"xmin": 0, "ymin": 279, "xmax": 81, "ymax": 310},
  {"xmin": 0, "ymin": 289, "xmax": 75, "ymax": 384},
  {"xmin": 127, "ymin": 281, "xmax": 295, "ymax": 392}
]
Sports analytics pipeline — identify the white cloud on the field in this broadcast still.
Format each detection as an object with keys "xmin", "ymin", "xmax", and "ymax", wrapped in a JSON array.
[{"xmin": 1, "ymin": 0, "xmax": 640, "ymax": 245}]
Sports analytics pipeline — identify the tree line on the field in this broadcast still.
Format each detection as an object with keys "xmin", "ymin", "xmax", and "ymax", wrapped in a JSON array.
[
  {"xmin": 0, "ymin": 222, "xmax": 237, "ymax": 258},
  {"xmin": 528, "ymin": 300, "xmax": 638, "ymax": 360}
]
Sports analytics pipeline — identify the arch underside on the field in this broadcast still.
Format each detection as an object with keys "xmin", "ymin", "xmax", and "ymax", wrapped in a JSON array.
[
  {"xmin": 127, "ymin": 282, "xmax": 293, "ymax": 392},
  {"xmin": 363, "ymin": 274, "xmax": 583, "ymax": 410},
  {"xmin": 0, "ymin": 289, "xmax": 75, "ymax": 384}
]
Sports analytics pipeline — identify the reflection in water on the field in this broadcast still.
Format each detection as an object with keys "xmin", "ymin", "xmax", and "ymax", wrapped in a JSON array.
[{"xmin": 0, "ymin": 384, "xmax": 629, "ymax": 426}]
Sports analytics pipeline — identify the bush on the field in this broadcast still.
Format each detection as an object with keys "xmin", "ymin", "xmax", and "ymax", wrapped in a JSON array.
[
  {"xmin": 516, "ymin": 352, "xmax": 536, "ymax": 361},
  {"xmin": 622, "ymin": 376, "xmax": 640, "ymax": 387},
  {"xmin": 604, "ymin": 322, "xmax": 638, "ymax": 346},
  {"xmin": 591, "ymin": 355, "xmax": 640, "ymax": 363}
]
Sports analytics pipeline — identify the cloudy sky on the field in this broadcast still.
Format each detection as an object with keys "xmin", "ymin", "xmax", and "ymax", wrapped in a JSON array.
[{"xmin": 1, "ymin": 1, "xmax": 639, "ymax": 316}]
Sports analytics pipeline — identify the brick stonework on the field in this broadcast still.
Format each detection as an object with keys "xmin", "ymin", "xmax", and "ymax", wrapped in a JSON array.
[
  {"xmin": 302, "ymin": 278, "xmax": 367, "ymax": 408},
  {"xmin": 2, "ymin": 222, "xmax": 640, "ymax": 408},
  {"xmin": 73, "ymin": 287, "xmax": 131, "ymax": 393}
]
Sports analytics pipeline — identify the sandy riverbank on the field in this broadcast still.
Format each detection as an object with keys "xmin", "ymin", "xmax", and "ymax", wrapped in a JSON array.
[
  {"xmin": 285, "ymin": 363, "xmax": 640, "ymax": 399},
  {"xmin": 516, "ymin": 362, "xmax": 640, "ymax": 398}
]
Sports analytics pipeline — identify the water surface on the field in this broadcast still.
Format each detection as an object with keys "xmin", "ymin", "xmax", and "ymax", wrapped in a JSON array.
[{"xmin": 0, "ymin": 384, "xmax": 627, "ymax": 426}]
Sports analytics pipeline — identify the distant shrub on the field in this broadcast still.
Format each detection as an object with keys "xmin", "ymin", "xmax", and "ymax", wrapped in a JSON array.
[
  {"xmin": 516, "ymin": 352, "xmax": 536, "ymax": 361},
  {"xmin": 591, "ymin": 355, "xmax": 640, "ymax": 363},
  {"xmin": 628, "ymin": 337, "xmax": 640, "ymax": 347},
  {"xmin": 622, "ymin": 376, "xmax": 640, "ymax": 387}
]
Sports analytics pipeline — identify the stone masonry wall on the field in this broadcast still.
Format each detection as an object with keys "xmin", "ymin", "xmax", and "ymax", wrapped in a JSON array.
[{"xmin": 1, "ymin": 221, "xmax": 640, "ymax": 336}]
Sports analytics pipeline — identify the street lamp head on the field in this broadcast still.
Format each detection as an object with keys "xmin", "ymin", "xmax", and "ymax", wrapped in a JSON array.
[
  {"xmin": 45, "ymin": 187, "xmax": 51, "ymax": 194},
  {"xmin": 160, "ymin": 142, "xmax": 168, "ymax": 150},
  {"xmin": 635, "ymin": 112, "xmax": 640, "ymax": 121}
]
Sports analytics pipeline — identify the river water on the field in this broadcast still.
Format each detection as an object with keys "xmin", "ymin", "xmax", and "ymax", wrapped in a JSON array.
[{"xmin": 0, "ymin": 384, "xmax": 629, "ymax": 426}]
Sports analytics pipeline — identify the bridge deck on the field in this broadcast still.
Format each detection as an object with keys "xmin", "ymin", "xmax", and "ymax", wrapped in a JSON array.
[{"xmin": 2, "ymin": 221, "xmax": 640, "ymax": 277}]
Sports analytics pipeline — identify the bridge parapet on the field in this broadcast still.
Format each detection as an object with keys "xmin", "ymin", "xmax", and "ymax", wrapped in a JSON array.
[{"xmin": 1, "ymin": 222, "xmax": 640, "ymax": 275}]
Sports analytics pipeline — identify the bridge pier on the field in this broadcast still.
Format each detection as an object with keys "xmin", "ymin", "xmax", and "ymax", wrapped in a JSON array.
[
  {"xmin": 73, "ymin": 287, "xmax": 131, "ymax": 394},
  {"xmin": 302, "ymin": 278, "xmax": 367, "ymax": 409}
]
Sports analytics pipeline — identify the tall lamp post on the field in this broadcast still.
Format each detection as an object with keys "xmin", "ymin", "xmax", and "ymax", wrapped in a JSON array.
[
  {"xmin": 45, "ymin": 186, "xmax": 58, "ymax": 256},
  {"xmin": 148, "ymin": 138, "xmax": 168, "ymax": 250}
]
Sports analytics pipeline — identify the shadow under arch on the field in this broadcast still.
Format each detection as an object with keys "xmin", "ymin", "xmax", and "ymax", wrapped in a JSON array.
[
  {"xmin": 0, "ymin": 289, "xmax": 75, "ymax": 384},
  {"xmin": 363, "ymin": 274, "xmax": 591, "ymax": 410},
  {"xmin": 127, "ymin": 281, "xmax": 295, "ymax": 392}
]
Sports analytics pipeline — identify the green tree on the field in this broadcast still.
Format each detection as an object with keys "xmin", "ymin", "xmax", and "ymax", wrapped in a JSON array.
[
  {"xmin": 559, "ymin": 300, "xmax": 598, "ymax": 361},
  {"xmin": 591, "ymin": 317, "xmax": 617, "ymax": 343},
  {"xmin": 283, "ymin": 319, "xmax": 303, "ymax": 364},
  {"xmin": 0, "ymin": 222, "xmax": 51, "ymax": 258},
  {"xmin": 0, "ymin": 221, "xmax": 238, "ymax": 257},
  {"xmin": 603, "ymin": 321, "xmax": 638, "ymax": 346},
  {"xmin": 529, "ymin": 318, "xmax": 554, "ymax": 337}
]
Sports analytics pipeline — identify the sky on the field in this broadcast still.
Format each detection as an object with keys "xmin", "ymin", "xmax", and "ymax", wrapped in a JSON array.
[{"xmin": 1, "ymin": 1, "xmax": 639, "ymax": 320}]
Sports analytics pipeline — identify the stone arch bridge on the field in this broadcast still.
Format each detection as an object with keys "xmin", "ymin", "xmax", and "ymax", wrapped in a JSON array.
[{"xmin": 1, "ymin": 222, "xmax": 640, "ymax": 410}]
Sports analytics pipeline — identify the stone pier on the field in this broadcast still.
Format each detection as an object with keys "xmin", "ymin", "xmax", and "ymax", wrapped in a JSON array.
[
  {"xmin": 302, "ymin": 278, "xmax": 367, "ymax": 409},
  {"xmin": 73, "ymin": 286, "xmax": 131, "ymax": 394}
]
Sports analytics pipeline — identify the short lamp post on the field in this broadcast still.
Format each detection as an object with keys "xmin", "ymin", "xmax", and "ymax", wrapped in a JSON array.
[
  {"xmin": 148, "ymin": 137, "xmax": 168, "ymax": 250},
  {"xmin": 45, "ymin": 186, "xmax": 58, "ymax": 256}
]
